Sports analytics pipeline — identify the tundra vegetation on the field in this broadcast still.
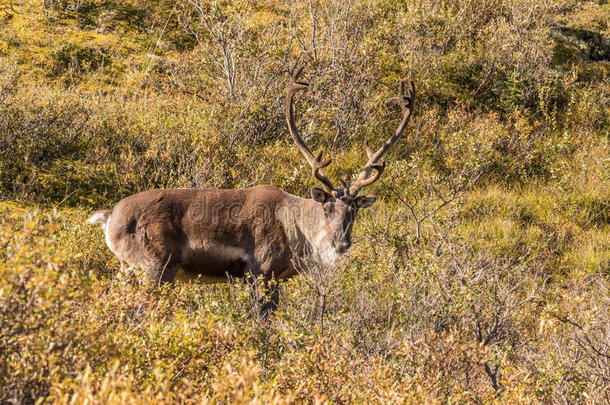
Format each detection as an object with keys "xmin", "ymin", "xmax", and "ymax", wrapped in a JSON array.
[{"xmin": 0, "ymin": 0, "xmax": 608, "ymax": 403}]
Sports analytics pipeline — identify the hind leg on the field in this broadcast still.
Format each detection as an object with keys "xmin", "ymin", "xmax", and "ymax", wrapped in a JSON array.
[
  {"xmin": 116, "ymin": 259, "xmax": 128, "ymax": 281},
  {"xmin": 260, "ymin": 279, "xmax": 280, "ymax": 316},
  {"xmin": 117, "ymin": 259, "xmax": 132, "ymax": 281},
  {"xmin": 136, "ymin": 225, "xmax": 182, "ymax": 286},
  {"xmin": 117, "ymin": 260, "xmax": 145, "ymax": 284},
  {"xmin": 146, "ymin": 255, "xmax": 180, "ymax": 287}
]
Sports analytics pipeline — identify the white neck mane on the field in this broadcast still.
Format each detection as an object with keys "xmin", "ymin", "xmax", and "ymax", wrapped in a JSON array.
[{"xmin": 277, "ymin": 195, "xmax": 341, "ymax": 268}]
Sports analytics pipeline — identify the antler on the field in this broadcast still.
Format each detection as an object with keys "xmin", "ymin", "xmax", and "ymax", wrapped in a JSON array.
[
  {"xmin": 348, "ymin": 80, "xmax": 415, "ymax": 196},
  {"xmin": 286, "ymin": 66, "xmax": 338, "ymax": 196}
]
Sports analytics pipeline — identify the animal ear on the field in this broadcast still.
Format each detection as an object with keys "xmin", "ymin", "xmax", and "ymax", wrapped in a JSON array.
[
  {"xmin": 311, "ymin": 187, "xmax": 332, "ymax": 203},
  {"xmin": 355, "ymin": 195, "xmax": 376, "ymax": 208}
]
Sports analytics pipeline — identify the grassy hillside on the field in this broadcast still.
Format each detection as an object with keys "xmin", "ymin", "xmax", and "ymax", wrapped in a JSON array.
[{"xmin": 0, "ymin": 0, "xmax": 608, "ymax": 403}]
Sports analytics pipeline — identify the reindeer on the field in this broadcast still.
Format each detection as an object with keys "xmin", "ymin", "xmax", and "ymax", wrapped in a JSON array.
[{"xmin": 88, "ymin": 67, "xmax": 415, "ymax": 311}]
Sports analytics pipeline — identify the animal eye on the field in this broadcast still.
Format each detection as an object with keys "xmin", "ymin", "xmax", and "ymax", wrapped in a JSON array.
[{"xmin": 323, "ymin": 202, "xmax": 334, "ymax": 213}]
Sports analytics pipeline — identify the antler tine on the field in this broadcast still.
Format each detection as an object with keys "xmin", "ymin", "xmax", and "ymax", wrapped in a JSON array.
[
  {"xmin": 339, "ymin": 179, "xmax": 353, "ymax": 198},
  {"xmin": 349, "ymin": 79, "xmax": 415, "ymax": 196},
  {"xmin": 286, "ymin": 66, "xmax": 338, "ymax": 196},
  {"xmin": 287, "ymin": 66, "xmax": 308, "ymax": 95},
  {"xmin": 351, "ymin": 162, "xmax": 386, "ymax": 191},
  {"xmin": 384, "ymin": 79, "xmax": 415, "ymax": 112},
  {"xmin": 312, "ymin": 150, "xmax": 336, "ymax": 194}
]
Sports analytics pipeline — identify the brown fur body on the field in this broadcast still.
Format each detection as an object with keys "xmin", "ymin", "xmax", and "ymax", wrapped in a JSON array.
[{"xmin": 95, "ymin": 186, "xmax": 328, "ymax": 285}]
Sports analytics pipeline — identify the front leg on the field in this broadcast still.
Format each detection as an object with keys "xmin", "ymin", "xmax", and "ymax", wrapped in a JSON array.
[
  {"xmin": 260, "ymin": 278, "xmax": 279, "ymax": 315},
  {"xmin": 244, "ymin": 256, "xmax": 280, "ymax": 318}
]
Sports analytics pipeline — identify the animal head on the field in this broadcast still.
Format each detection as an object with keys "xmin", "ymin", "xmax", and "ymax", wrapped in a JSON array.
[{"xmin": 310, "ymin": 187, "xmax": 375, "ymax": 253}]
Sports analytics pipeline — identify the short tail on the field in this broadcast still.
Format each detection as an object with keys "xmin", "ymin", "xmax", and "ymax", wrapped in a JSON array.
[{"xmin": 87, "ymin": 209, "xmax": 111, "ymax": 231}]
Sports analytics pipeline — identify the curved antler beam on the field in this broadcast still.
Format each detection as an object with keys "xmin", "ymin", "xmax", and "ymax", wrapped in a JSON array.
[
  {"xmin": 286, "ymin": 66, "xmax": 338, "ymax": 196},
  {"xmin": 348, "ymin": 80, "xmax": 415, "ymax": 196}
]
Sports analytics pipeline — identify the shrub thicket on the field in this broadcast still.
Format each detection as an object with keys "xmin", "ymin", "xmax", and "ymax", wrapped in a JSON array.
[{"xmin": 0, "ymin": 0, "xmax": 608, "ymax": 403}]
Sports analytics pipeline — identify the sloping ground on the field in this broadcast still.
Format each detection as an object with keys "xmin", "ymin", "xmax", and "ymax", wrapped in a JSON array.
[{"xmin": 0, "ymin": 0, "xmax": 609, "ymax": 403}]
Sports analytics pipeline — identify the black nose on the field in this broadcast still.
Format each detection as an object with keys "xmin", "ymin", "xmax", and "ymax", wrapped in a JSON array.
[{"xmin": 336, "ymin": 242, "xmax": 351, "ymax": 253}]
